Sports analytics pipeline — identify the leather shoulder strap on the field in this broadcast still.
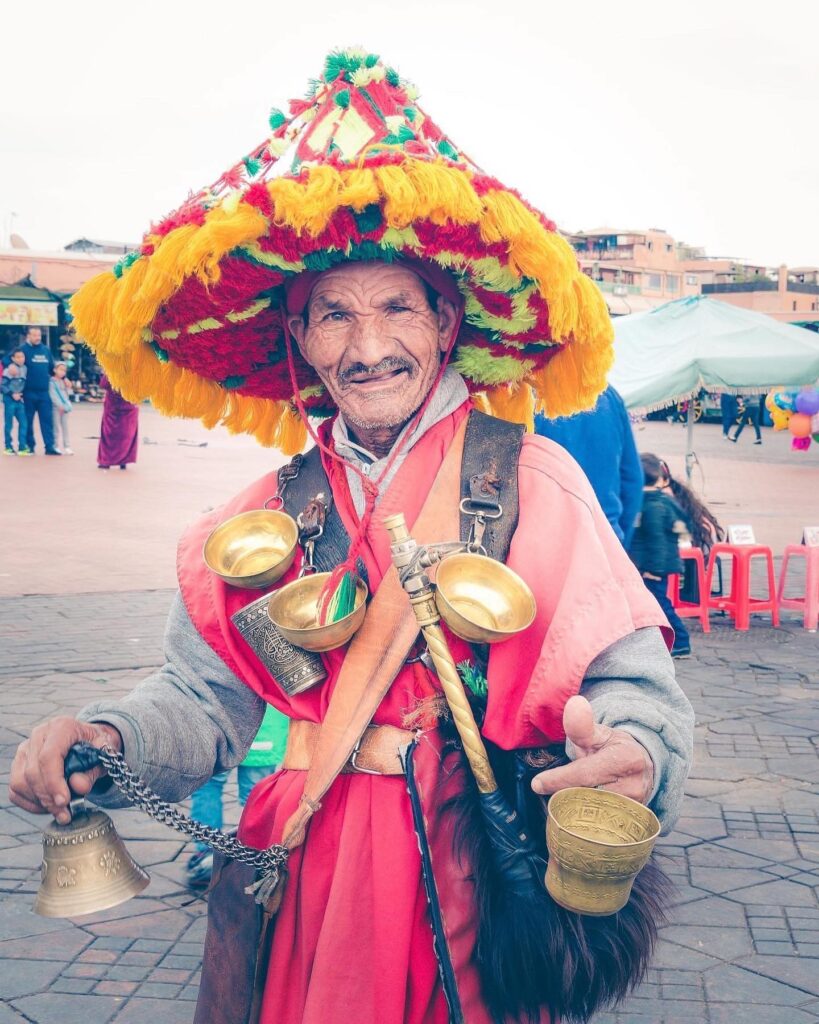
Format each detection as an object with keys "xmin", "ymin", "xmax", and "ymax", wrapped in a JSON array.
[
  {"xmin": 279, "ymin": 448, "xmax": 367, "ymax": 584},
  {"xmin": 460, "ymin": 410, "xmax": 525, "ymax": 563}
]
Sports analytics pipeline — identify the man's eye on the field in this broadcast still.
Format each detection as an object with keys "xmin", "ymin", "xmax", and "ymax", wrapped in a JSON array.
[
  {"xmin": 386, "ymin": 305, "xmax": 411, "ymax": 315},
  {"xmin": 323, "ymin": 311, "xmax": 349, "ymax": 322}
]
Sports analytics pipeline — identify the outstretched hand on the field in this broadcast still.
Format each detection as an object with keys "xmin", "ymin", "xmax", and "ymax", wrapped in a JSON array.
[{"xmin": 531, "ymin": 695, "xmax": 654, "ymax": 804}]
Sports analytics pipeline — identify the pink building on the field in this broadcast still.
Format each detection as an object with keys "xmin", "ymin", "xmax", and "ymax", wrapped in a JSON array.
[{"xmin": 701, "ymin": 265, "xmax": 819, "ymax": 325}]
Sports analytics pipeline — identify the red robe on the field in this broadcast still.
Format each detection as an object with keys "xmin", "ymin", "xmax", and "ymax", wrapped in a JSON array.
[{"xmin": 177, "ymin": 400, "xmax": 667, "ymax": 1024}]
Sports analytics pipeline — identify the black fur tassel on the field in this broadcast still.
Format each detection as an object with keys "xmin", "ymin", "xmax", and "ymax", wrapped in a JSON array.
[{"xmin": 444, "ymin": 743, "xmax": 673, "ymax": 1024}]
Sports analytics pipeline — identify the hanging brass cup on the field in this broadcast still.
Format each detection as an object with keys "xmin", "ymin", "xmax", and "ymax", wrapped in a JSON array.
[
  {"xmin": 203, "ymin": 509, "xmax": 299, "ymax": 589},
  {"xmin": 434, "ymin": 552, "xmax": 536, "ymax": 644},
  {"xmin": 545, "ymin": 787, "xmax": 660, "ymax": 916},
  {"xmin": 35, "ymin": 808, "xmax": 149, "ymax": 918},
  {"xmin": 267, "ymin": 571, "xmax": 368, "ymax": 652}
]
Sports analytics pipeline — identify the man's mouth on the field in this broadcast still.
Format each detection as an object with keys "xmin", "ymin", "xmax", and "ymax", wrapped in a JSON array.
[{"xmin": 346, "ymin": 368, "xmax": 408, "ymax": 388}]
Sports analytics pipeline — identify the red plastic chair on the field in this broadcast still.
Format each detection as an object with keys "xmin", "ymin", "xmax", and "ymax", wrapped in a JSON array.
[
  {"xmin": 777, "ymin": 545, "xmax": 819, "ymax": 632},
  {"xmin": 667, "ymin": 547, "xmax": 710, "ymax": 632},
  {"xmin": 705, "ymin": 544, "xmax": 780, "ymax": 631}
]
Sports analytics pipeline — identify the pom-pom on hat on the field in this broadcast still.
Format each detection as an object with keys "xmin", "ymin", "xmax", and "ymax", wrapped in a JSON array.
[{"xmin": 71, "ymin": 48, "xmax": 614, "ymax": 454}]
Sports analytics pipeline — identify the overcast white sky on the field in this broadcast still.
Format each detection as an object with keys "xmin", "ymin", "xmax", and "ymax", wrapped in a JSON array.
[{"xmin": 2, "ymin": 0, "xmax": 817, "ymax": 267}]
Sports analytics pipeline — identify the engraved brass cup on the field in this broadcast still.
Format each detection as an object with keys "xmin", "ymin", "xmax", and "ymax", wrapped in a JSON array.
[
  {"xmin": 267, "ymin": 571, "xmax": 368, "ymax": 652},
  {"xmin": 545, "ymin": 787, "xmax": 660, "ymax": 916},
  {"xmin": 35, "ymin": 808, "xmax": 149, "ymax": 918},
  {"xmin": 434, "ymin": 552, "xmax": 536, "ymax": 644},
  {"xmin": 203, "ymin": 509, "xmax": 299, "ymax": 589}
]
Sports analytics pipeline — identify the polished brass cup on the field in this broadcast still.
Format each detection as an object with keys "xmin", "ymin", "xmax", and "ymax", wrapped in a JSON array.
[
  {"xmin": 545, "ymin": 787, "xmax": 660, "ymax": 916},
  {"xmin": 434, "ymin": 552, "xmax": 536, "ymax": 644},
  {"xmin": 35, "ymin": 808, "xmax": 149, "ymax": 918},
  {"xmin": 267, "ymin": 572, "xmax": 368, "ymax": 652},
  {"xmin": 203, "ymin": 509, "xmax": 299, "ymax": 589}
]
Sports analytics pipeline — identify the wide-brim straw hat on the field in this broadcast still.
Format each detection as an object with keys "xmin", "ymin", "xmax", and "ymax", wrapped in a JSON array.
[{"xmin": 71, "ymin": 49, "xmax": 613, "ymax": 454}]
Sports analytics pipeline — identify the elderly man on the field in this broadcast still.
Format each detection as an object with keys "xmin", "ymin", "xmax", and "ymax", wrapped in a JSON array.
[{"xmin": 10, "ymin": 51, "xmax": 693, "ymax": 1024}]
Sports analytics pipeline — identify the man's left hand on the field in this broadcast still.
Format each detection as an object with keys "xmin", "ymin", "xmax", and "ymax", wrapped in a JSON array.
[{"xmin": 531, "ymin": 695, "xmax": 654, "ymax": 804}]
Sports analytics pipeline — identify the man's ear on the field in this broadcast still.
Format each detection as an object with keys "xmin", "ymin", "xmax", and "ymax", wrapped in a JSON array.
[
  {"xmin": 287, "ymin": 314, "xmax": 307, "ymax": 354},
  {"xmin": 436, "ymin": 297, "xmax": 459, "ymax": 353}
]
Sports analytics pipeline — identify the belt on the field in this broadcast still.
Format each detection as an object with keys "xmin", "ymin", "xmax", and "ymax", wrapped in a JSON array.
[{"xmin": 282, "ymin": 720, "xmax": 415, "ymax": 776}]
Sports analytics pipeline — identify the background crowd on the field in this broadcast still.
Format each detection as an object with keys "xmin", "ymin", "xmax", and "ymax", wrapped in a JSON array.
[{"xmin": 2, "ymin": 325, "xmax": 140, "ymax": 468}]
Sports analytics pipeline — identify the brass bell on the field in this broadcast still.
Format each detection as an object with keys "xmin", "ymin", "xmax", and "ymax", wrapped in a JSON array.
[{"xmin": 35, "ymin": 806, "xmax": 149, "ymax": 918}]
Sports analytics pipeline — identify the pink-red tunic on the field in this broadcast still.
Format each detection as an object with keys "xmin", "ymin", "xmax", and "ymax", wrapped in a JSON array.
[{"xmin": 177, "ymin": 400, "xmax": 668, "ymax": 1024}]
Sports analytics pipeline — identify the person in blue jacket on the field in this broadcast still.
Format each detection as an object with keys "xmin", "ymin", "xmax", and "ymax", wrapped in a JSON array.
[
  {"xmin": 534, "ymin": 384, "xmax": 643, "ymax": 546},
  {"xmin": 21, "ymin": 327, "xmax": 59, "ymax": 455}
]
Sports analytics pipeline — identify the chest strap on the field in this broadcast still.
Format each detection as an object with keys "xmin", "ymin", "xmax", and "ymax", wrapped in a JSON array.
[{"xmin": 277, "ymin": 409, "xmax": 525, "ymax": 568}]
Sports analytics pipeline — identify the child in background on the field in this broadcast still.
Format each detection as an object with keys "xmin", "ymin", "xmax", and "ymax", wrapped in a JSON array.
[
  {"xmin": 186, "ymin": 704, "xmax": 289, "ymax": 888},
  {"xmin": 2, "ymin": 350, "xmax": 30, "ymax": 455},
  {"xmin": 629, "ymin": 453, "xmax": 692, "ymax": 658},
  {"xmin": 49, "ymin": 362, "xmax": 74, "ymax": 455}
]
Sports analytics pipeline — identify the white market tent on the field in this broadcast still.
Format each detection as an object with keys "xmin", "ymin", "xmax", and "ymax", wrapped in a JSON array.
[{"xmin": 608, "ymin": 296, "xmax": 819, "ymax": 477}]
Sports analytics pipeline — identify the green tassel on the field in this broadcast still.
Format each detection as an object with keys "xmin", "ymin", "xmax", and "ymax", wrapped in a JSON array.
[
  {"xmin": 386, "ymin": 67, "xmax": 400, "ymax": 87},
  {"xmin": 353, "ymin": 204, "xmax": 383, "ymax": 233},
  {"xmin": 113, "ymin": 250, "xmax": 141, "ymax": 278},
  {"xmin": 403, "ymin": 106, "xmax": 417, "ymax": 122},
  {"xmin": 437, "ymin": 138, "xmax": 460, "ymax": 161},
  {"xmin": 457, "ymin": 660, "xmax": 488, "ymax": 699},
  {"xmin": 221, "ymin": 374, "xmax": 246, "ymax": 390},
  {"xmin": 365, "ymin": 53, "xmax": 379, "ymax": 68},
  {"xmin": 268, "ymin": 108, "xmax": 287, "ymax": 130},
  {"xmin": 327, "ymin": 571, "xmax": 357, "ymax": 622},
  {"xmin": 335, "ymin": 89, "xmax": 351, "ymax": 109},
  {"xmin": 243, "ymin": 156, "xmax": 261, "ymax": 177},
  {"xmin": 149, "ymin": 340, "xmax": 169, "ymax": 363}
]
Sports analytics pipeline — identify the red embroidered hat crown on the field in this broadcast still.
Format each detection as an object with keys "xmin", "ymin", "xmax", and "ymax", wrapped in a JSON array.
[{"xmin": 71, "ymin": 48, "xmax": 613, "ymax": 453}]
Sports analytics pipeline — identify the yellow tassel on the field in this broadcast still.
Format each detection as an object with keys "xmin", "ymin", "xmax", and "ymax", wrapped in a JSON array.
[
  {"xmin": 70, "ymin": 271, "xmax": 120, "ymax": 352},
  {"xmin": 375, "ymin": 165, "xmax": 421, "ymax": 227},
  {"xmin": 338, "ymin": 167, "xmax": 380, "ymax": 210},
  {"xmin": 275, "ymin": 403, "xmax": 308, "ymax": 455},
  {"xmin": 485, "ymin": 383, "xmax": 535, "ymax": 432},
  {"xmin": 404, "ymin": 161, "xmax": 482, "ymax": 226},
  {"xmin": 471, "ymin": 392, "xmax": 492, "ymax": 415}
]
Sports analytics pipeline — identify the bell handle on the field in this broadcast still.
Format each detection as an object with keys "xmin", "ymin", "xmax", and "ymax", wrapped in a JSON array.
[{"xmin": 64, "ymin": 742, "xmax": 103, "ymax": 780}]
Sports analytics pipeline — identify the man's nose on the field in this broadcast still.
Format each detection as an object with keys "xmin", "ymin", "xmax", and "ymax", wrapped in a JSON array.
[{"xmin": 347, "ymin": 314, "xmax": 392, "ymax": 366}]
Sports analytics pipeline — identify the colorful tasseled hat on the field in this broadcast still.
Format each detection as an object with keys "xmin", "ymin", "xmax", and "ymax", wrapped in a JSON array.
[{"xmin": 71, "ymin": 48, "xmax": 614, "ymax": 454}]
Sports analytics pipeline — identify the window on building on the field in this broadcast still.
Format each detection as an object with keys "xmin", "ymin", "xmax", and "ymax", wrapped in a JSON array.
[
  {"xmin": 666, "ymin": 244, "xmax": 673, "ymax": 253},
  {"xmin": 647, "ymin": 241, "xmax": 653, "ymax": 251},
  {"xmin": 646, "ymin": 273, "xmax": 662, "ymax": 290},
  {"xmin": 793, "ymin": 301, "xmax": 797, "ymax": 311},
  {"xmin": 686, "ymin": 275, "xmax": 697, "ymax": 285},
  {"xmin": 667, "ymin": 275, "xmax": 679, "ymax": 292}
]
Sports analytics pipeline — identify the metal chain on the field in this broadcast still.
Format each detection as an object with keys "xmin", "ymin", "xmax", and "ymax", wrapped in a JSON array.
[{"xmin": 96, "ymin": 747, "xmax": 288, "ymax": 884}]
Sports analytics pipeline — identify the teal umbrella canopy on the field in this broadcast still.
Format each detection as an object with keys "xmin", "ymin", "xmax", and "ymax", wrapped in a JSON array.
[{"xmin": 609, "ymin": 296, "xmax": 819, "ymax": 411}]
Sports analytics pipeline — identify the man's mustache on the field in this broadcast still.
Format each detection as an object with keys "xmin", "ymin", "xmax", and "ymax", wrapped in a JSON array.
[{"xmin": 338, "ymin": 358, "xmax": 415, "ymax": 385}]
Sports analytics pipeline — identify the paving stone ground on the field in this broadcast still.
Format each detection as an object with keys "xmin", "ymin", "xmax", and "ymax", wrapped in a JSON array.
[{"xmin": 1, "ymin": 589, "xmax": 818, "ymax": 1023}]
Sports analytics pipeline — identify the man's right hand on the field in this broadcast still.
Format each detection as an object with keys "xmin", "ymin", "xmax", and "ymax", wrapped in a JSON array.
[{"xmin": 9, "ymin": 718, "xmax": 123, "ymax": 825}]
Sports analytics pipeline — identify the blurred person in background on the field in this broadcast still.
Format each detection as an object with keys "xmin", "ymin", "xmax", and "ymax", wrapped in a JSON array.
[
  {"xmin": 22, "ymin": 327, "xmax": 59, "ymax": 455},
  {"xmin": 50, "ymin": 362, "xmax": 74, "ymax": 455},
  {"xmin": 535, "ymin": 383, "xmax": 643, "ymax": 547},
  {"xmin": 97, "ymin": 375, "xmax": 139, "ymax": 469}
]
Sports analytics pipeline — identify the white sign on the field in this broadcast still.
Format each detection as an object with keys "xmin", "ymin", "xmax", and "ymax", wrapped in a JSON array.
[
  {"xmin": 803, "ymin": 527, "xmax": 819, "ymax": 548},
  {"xmin": 728, "ymin": 525, "xmax": 757, "ymax": 545}
]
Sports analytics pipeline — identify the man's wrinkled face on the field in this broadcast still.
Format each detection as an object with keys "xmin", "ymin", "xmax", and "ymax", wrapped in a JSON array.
[{"xmin": 287, "ymin": 263, "xmax": 457, "ymax": 433}]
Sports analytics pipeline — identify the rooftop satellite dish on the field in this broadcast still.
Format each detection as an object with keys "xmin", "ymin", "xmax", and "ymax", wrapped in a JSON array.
[{"xmin": 10, "ymin": 233, "xmax": 29, "ymax": 249}]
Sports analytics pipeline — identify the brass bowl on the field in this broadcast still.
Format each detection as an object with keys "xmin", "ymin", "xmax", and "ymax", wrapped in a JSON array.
[
  {"xmin": 267, "ymin": 572, "xmax": 368, "ymax": 652},
  {"xmin": 203, "ymin": 510, "xmax": 299, "ymax": 589},
  {"xmin": 434, "ymin": 552, "xmax": 536, "ymax": 644},
  {"xmin": 545, "ymin": 787, "xmax": 660, "ymax": 916}
]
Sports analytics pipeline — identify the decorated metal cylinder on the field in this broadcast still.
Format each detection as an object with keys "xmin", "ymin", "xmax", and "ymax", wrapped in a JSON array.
[
  {"xmin": 545, "ymin": 787, "xmax": 660, "ymax": 916},
  {"xmin": 231, "ymin": 592, "xmax": 327, "ymax": 695}
]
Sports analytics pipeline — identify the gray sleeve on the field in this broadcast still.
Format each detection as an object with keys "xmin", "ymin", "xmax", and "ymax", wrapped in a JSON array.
[
  {"xmin": 576, "ymin": 626, "xmax": 694, "ymax": 834},
  {"xmin": 78, "ymin": 592, "xmax": 265, "ymax": 806}
]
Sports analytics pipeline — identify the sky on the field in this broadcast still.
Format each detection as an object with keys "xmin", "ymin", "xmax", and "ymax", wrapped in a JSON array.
[{"xmin": 2, "ymin": 0, "xmax": 817, "ymax": 267}]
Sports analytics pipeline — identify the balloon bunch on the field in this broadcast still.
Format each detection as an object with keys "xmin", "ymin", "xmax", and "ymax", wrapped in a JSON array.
[{"xmin": 766, "ymin": 388, "xmax": 819, "ymax": 451}]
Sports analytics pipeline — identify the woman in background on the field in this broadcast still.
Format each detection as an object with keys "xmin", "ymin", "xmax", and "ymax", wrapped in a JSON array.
[{"xmin": 97, "ymin": 375, "xmax": 139, "ymax": 470}]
